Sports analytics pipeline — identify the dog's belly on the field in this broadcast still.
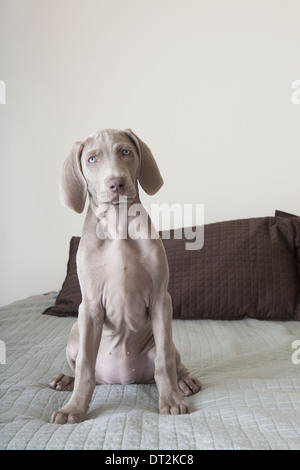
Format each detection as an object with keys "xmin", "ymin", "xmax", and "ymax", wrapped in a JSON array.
[{"xmin": 95, "ymin": 339, "xmax": 156, "ymax": 385}]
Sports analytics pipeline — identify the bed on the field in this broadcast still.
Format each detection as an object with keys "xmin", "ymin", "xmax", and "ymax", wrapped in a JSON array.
[{"xmin": 1, "ymin": 212, "xmax": 300, "ymax": 450}]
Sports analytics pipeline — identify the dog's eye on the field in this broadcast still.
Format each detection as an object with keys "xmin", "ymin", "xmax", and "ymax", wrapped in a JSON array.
[
  {"xmin": 88, "ymin": 156, "xmax": 97, "ymax": 163},
  {"xmin": 122, "ymin": 149, "xmax": 131, "ymax": 156}
]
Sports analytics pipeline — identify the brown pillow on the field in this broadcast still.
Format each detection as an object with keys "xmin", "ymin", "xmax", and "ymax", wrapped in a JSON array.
[
  {"xmin": 165, "ymin": 216, "xmax": 300, "ymax": 320},
  {"xmin": 43, "ymin": 237, "xmax": 81, "ymax": 317},
  {"xmin": 43, "ymin": 216, "xmax": 300, "ymax": 320},
  {"xmin": 275, "ymin": 209, "xmax": 298, "ymax": 218}
]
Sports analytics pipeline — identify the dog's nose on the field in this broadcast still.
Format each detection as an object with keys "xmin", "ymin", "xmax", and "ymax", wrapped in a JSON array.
[{"xmin": 106, "ymin": 177, "xmax": 126, "ymax": 194}]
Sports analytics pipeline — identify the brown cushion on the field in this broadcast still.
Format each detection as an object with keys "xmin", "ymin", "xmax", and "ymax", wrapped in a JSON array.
[
  {"xmin": 275, "ymin": 209, "xmax": 298, "ymax": 218},
  {"xmin": 43, "ymin": 237, "xmax": 81, "ymax": 317},
  {"xmin": 164, "ymin": 216, "xmax": 300, "ymax": 320},
  {"xmin": 43, "ymin": 215, "xmax": 300, "ymax": 320}
]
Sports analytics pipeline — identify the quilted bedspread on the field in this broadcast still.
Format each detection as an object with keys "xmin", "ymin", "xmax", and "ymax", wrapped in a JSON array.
[{"xmin": 1, "ymin": 295, "xmax": 300, "ymax": 450}]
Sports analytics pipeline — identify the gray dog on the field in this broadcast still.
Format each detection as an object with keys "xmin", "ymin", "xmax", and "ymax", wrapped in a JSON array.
[{"xmin": 49, "ymin": 129, "xmax": 201, "ymax": 424}]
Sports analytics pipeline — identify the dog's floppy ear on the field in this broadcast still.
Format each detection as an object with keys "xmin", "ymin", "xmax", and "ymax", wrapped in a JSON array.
[
  {"xmin": 59, "ymin": 141, "xmax": 87, "ymax": 213},
  {"xmin": 124, "ymin": 129, "xmax": 164, "ymax": 195}
]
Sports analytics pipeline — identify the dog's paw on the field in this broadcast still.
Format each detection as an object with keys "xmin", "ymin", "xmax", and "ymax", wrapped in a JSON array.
[
  {"xmin": 51, "ymin": 407, "xmax": 86, "ymax": 425},
  {"xmin": 49, "ymin": 373, "xmax": 75, "ymax": 391},
  {"xmin": 178, "ymin": 375, "xmax": 202, "ymax": 397},
  {"xmin": 159, "ymin": 394, "xmax": 190, "ymax": 415}
]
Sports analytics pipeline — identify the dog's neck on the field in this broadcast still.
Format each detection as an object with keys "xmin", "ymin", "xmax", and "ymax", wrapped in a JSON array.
[{"xmin": 89, "ymin": 196, "xmax": 154, "ymax": 241}]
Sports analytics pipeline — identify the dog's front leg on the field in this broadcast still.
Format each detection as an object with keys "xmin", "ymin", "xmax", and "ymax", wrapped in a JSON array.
[
  {"xmin": 151, "ymin": 293, "xmax": 190, "ymax": 415},
  {"xmin": 51, "ymin": 301, "xmax": 104, "ymax": 424}
]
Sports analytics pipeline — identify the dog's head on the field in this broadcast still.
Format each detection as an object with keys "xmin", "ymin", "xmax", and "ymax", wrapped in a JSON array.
[{"xmin": 60, "ymin": 129, "xmax": 164, "ymax": 213}]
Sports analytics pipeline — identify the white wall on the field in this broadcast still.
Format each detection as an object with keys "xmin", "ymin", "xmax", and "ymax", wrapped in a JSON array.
[{"xmin": 0, "ymin": 0, "xmax": 299, "ymax": 306}]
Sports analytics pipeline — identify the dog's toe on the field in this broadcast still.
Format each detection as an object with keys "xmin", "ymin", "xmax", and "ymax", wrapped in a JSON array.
[
  {"xmin": 178, "ymin": 376, "xmax": 202, "ymax": 397},
  {"xmin": 159, "ymin": 394, "xmax": 190, "ymax": 415},
  {"xmin": 49, "ymin": 374, "xmax": 75, "ymax": 391}
]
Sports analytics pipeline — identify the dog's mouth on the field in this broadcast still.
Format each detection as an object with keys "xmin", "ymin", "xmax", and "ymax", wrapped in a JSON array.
[
  {"xmin": 106, "ymin": 187, "xmax": 137, "ymax": 205},
  {"xmin": 99, "ymin": 194, "xmax": 136, "ymax": 207},
  {"xmin": 91, "ymin": 186, "xmax": 137, "ymax": 207},
  {"xmin": 111, "ymin": 195, "xmax": 135, "ymax": 206}
]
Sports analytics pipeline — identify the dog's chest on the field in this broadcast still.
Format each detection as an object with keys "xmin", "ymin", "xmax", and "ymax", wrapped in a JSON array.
[{"xmin": 100, "ymin": 241, "xmax": 153, "ymax": 329}]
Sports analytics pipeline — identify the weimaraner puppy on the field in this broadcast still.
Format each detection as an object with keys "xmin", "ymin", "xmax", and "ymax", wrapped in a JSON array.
[{"xmin": 49, "ymin": 128, "xmax": 201, "ymax": 424}]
